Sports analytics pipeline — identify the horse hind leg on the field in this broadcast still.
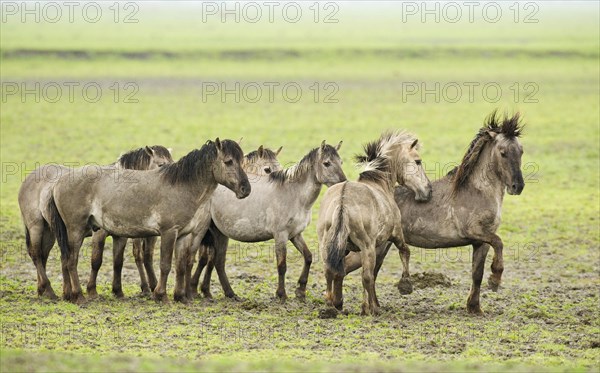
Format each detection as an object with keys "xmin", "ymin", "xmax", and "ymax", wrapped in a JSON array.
[
  {"xmin": 66, "ymin": 233, "xmax": 86, "ymax": 304},
  {"xmin": 467, "ymin": 243, "xmax": 490, "ymax": 314},
  {"xmin": 87, "ymin": 229, "xmax": 108, "ymax": 298},
  {"xmin": 212, "ymin": 234, "xmax": 239, "ymax": 300},
  {"xmin": 290, "ymin": 234, "xmax": 312, "ymax": 300},
  {"xmin": 190, "ymin": 245, "xmax": 208, "ymax": 298},
  {"xmin": 360, "ymin": 243, "xmax": 379, "ymax": 316},
  {"xmin": 133, "ymin": 238, "xmax": 150, "ymax": 295},
  {"xmin": 40, "ymin": 227, "xmax": 57, "ymax": 299},
  {"xmin": 27, "ymin": 224, "xmax": 55, "ymax": 299}
]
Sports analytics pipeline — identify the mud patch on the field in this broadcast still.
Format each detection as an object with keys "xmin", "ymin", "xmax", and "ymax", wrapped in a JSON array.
[
  {"xmin": 411, "ymin": 272, "xmax": 452, "ymax": 289},
  {"xmin": 318, "ymin": 308, "xmax": 339, "ymax": 319}
]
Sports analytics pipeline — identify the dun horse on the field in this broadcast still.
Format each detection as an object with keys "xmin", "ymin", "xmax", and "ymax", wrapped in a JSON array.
[
  {"xmin": 318, "ymin": 131, "xmax": 432, "ymax": 315},
  {"xmin": 375, "ymin": 112, "xmax": 524, "ymax": 314},
  {"xmin": 18, "ymin": 146, "xmax": 172, "ymax": 300},
  {"xmin": 47, "ymin": 139, "xmax": 250, "ymax": 303},
  {"xmin": 190, "ymin": 145, "xmax": 283, "ymax": 299},
  {"xmin": 192, "ymin": 141, "xmax": 346, "ymax": 301}
]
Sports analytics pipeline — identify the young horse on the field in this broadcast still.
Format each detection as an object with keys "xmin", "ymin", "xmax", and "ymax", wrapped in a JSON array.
[
  {"xmin": 192, "ymin": 141, "xmax": 346, "ymax": 301},
  {"xmin": 367, "ymin": 112, "xmax": 525, "ymax": 314},
  {"xmin": 18, "ymin": 146, "xmax": 172, "ymax": 300},
  {"xmin": 318, "ymin": 131, "xmax": 432, "ymax": 315},
  {"xmin": 47, "ymin": 139, "xmax": 250, "ymax": 303},
  {"xmin": 86, "ymin": 147, "xmax": 176, "ymax": 298},
  {"xmin": 190, "ymin": 145, "xmax": 283, "ymax": 299}
]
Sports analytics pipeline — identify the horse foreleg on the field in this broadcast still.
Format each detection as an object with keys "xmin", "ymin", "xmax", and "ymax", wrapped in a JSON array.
[
  {"xmin": 173, "ymin": 235, "xmax": 192, "ymax": 303},
  {"xmin": 143, "ymin": 236, "xmax": 158, "ymax": 292},
  {"xmin": 467, "ymin": 243, "xmax": 490, "ymax": 314},
  {"xmin": 212, "ymin": 232, "xmax": 238, "ymax": 300},
  {"xmin": 87, "ymin": 229, "xmax": 108, "ymax": 298},
  {"xmin": 274, "ymin": 235, "xmax": 288, "ymax": 301},
  {"xmin": 290, "ymin": 234, "xmax": 312, "ymax": 300},
  {"xmin": 487, "ymin": 235, "xmax": 504, "ymax": 292},
  {"xmin": 111, "ymin": 236, "xmax": 128, "ymax": 298},
  {"xmin": 153, "ymin": 229, "xmax": 178, "ymax": 303},
  {"xmin": 133, "ymin": 238, "xmax": 150, "ymax": 294}
]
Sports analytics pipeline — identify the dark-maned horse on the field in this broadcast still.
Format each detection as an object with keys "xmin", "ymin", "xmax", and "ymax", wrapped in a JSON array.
[
  {"xmin": 190, "ymin": 145, "xmax": 283, "ymax": 299},
  {"xmin": 346, "ymin": 111, "xmax": 525, "ymax": 314},
  {"xmin": 18, "ymin": 146, "xmax": 172, "ymax": 300},
  {"xmin": 47, "ymin": 139, "xmax": 250, "ymax": 303},
  {"xmin": 318, "ymin": 131, "xmax": 432, "ymax": 315}
]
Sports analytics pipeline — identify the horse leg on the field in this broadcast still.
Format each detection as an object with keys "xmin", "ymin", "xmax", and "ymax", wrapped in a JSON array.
[
  {"xmin": 487, "ymin": 235, "xmax": 504, "ymax": 291},
  {"xmin": 324, "ymin": 267, "xmax": 335, "ymax": 307},
  {"xmin": 61, "ymin": 255, "xmax": 72, "ymax": 301},
  {"xmin": 467, "ymin": 243, "xmax": 490, "ymax": 314},
  {"xmin": 212, "ymin": 233, "xmax": 238, "ymax": 300},
  {"xmin": 111, "ymin": 236, "xmax": 128, "ymax": 298},
  {"xmin": 87, "ymin": 229, "xmax": 108, "ymax": 298},
  {"xmin": 332, "ymin": 273, "xmax": 345, "ymax": 311},
  {"xmin": 40, "ymin": 227, "xmax": 57, "ymax": 299},
  {"xmin": 133, "ymin": 238, "xmax": 150, "ymax": 294},
  {"xmin": 274, "ymin": 234, "xmax": 288, "ymax": 301},
  {"xmin": 143, "ymin": 236, "xmax": 158, "ymax": 292},
  {"xmin": 153, "ymin": 229, "xmax": 178, "ymax": 303},
  {"xmin": 173, "ymin": 235, "xmax": 192, "ymax": 303},
  {"xmin": 26, "ymin": 224, "xmax": 49, "ymax": 298},
  {"xmin": 290, "ymin": 234, "xmax": 312, "ymax": 300},
  {"xmin": 389, "ymin": 233, "xmax": 413, "ymax": 295},
  {"xmin": 360, "ymin": 244, "xmax": 378, "ymax": 316},
  {"xmin": 67, "ymin": 233, "xmax": 86, "ymax": 304},
  {"xmin": 190, "ymin": 244, "xmax": 208, "ymax": 298}
]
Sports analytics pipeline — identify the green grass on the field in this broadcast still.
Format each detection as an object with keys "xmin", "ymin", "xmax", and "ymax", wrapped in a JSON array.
[{"xmin": 1, "ymin": 2, "xmax": 599, "ymax": 372}]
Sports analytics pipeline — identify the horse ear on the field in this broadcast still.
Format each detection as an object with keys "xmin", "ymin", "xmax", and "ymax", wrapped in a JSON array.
[
  {"xmin": 258, "ymin": 145, "xmax": 264, "ymax": 157},
  {"xmin": 321, "ymin": 140, "xmax": 326, "ymax": 149},
  {"xmin": 486, "ymin": 130, "xmax": 498, "ymax": 139},
  {"xmin": 275, "ymin": 146, "xmax": 283, "ymax": 156},
  {"xmin": 215, "ymin": 138, "xmax": 222, "ymax": 151},
  {"xmin": 238, "ymin": 137, "xmax": 243, "ymax": 145},
  {"xmin": 410, "ymin": 139, "xmax": 418, "ymax": 149},
  {"xmin": 335, "ymin": 141, "xmax": 343, "ymax": 151},
  {"xmin": 167, "ymin": 148, "xmax": 173, "ymax": 154},
  {"xmin": 144, "ymin": 146, "xmax": 154, "ymax": 156}
]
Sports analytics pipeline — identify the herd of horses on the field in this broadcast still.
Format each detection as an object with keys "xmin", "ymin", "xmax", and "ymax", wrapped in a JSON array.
[{"xmin": 18, "ymin": 110, "xmax": 525, "ymax": 315}]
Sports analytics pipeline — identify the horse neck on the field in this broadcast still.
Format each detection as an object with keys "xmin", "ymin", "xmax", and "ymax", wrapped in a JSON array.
[
  {"xmin": 466, "ymin": 143, "xmax": 505, "ymax": 200},
  {"xmin": 287, "ymin": 164, "xmax": 322, "ymax": 207}
]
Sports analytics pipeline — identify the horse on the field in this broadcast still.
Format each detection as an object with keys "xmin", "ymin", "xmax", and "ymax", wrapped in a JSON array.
[
  {"xmin": 17, "ymin": 146, "xmax": 172, "ymax": 300},
  {"xmin": 86, "ymin": 148, "xmax": 177, "ymax": 299},
  {"xmin": 191, "ymin": 141, "xmax": 346, "ymax": 301},
  {"xmin": 318, "ymin": 131, "xmax": 432, "ymax": 315},
  {"xmin": 190, "ymin": 145, "xmax": 283, "ymax": 299},
  {"xmin": 47, "ymin": 139, "xmax": 250, "ymax": 304},
  {"xmin": 352, "ymin": 111, "xmax": 525, "ymax": 315}
]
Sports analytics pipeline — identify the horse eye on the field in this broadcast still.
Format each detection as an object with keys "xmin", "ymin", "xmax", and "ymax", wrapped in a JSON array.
[
  {"xmin": 224, "ymin": 160, "xmax": 233, "ymax": 166},
  {"xmin": 264, "ymin": 167, "xmax": 271, "ymax": 174},
  {"xmin": 415, "ymin": 160, "xmax": 422, "ymax": 166},
  {"xmin": 500, "ymin": 151, "xmax": 507, "ymax": 158},
  {"xmin": 323, "ymin": 161, "xmax": 331, "ymax": 167}
]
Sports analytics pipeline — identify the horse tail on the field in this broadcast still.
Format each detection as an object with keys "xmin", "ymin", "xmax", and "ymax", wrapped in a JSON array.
[
  {"xmin": 24, "ymin": 225, "xmax": 31, "ymax": 250},
  {"xmin": 325, "ymin": 203, "xmax": 350, "ymax": 277},
  {"xmin": 48, "ymin": 195, "xmax": 69, "ymax": 259}
]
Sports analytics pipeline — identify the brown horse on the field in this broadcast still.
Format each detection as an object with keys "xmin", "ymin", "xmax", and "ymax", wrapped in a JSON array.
[
  {"xmin": 47, "ymin": 139, "xmax": 250, "ymax": 303},
  {"xmin": 345, "ymin": 111, "xmax": 525, "ymax": 314},
  {"xmin": 18, "ymin": 146, "xmax": 172, "ymax": 300},
  {"xmin": 318, "ymin": 131, "xmax": 432, "ymax": 315}
]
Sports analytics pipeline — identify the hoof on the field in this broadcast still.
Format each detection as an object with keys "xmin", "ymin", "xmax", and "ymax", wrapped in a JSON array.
[
  {"xmin": 72, "ymin": 293, "xmax": 86, "ymax": 305},
  {"xmin": 41, "ymin": 287, "xmax": 58, "ymax": 300},
  {"xmin": 361, "ymin": 304, "xmax": 380, "ymax": 316},
  {"xmin": 487, "ymin": 276, "xmax": 500, "ymax": 292},
  {"xmin": 112, "ymin": 290, "xmax": 125, "ymax": 299},
  {"xmin": 153, "ymin": 291, "xmax": 169, "ymax": 303},
  {"xmin": 225, "ymin": 293, "xmax": 243, "ymax": 302},
  {"xmin": 276, "ymin": 290, "xmax": 288, "ymax": 302},
  {"xmin": 397, "ymin": 278, "xmax": 414, "ymax": 295},
  {"xmin": 173, "ymin": 292, "xmax": 188, "ymax": 303},
  {"xmin": 295, "ymin": 287, "xmax": 307, "ymax": 301},
  {"xmin": 467, "ymin": 304, "xmax": 484, "ymax": 315}
]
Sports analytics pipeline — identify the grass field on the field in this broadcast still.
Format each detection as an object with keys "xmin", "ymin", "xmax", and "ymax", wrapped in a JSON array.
[{"xmin": 1, "ymin": 1, "xmax": 599, "ymax": 372}]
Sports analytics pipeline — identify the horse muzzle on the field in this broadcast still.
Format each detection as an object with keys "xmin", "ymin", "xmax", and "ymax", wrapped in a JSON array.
[
  {"xmin": 236, "ymin": 182, "xmax": 251, "ymax": 199},
  {"xmin": 507, "ymin": 182, "xmax": 524, "ymax": 195},
  {"xmin": 415, "ymin": 183, "xmax": 433, "ymax": 202}
]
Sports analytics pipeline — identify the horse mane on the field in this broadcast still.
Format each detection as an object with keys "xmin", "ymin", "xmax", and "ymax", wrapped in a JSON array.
[
  {"xmin": 160, "ymin": 140, "xmax": 243, "ymax": 185},
  {"xmin": 449, "ymin": 110, "xmax": 524, "ymax": 192},
  {"xmin": 355, "ymin": 130, "xmax": 418, "ymax": 184},
  {"xmin": 269, "ymin": 145, "xmax": 338, "ymax": 185},
  {"xmin": 245, "ymin": 148, "xmax": 278, "ymax": 164},
  {"xmin": 117, "ymin": 145, "xmax": 171, "ymax": 170}
]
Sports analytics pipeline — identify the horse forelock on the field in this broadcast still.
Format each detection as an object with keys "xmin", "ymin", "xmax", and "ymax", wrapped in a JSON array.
[
  {"xmin": 245, "ymin": 147, "xmax": 279, "ymax": 164},
  {"xmin": 150, "ymin": 145, "xmax": 173, "ymax": 161},
  {"xmin": 355, "ymin": 130, "xmax": 417, "ymax": 180},
  {"xmin": 219, "ymin": 140, "xmax": 244, "ymax": 162},
  {"xmin": 118, "ymin": 148, "xmax": 151, "ymax": 170},
  {"xmin": 269, "ymin": 145, "xmax": 339, "ymax": 185}
]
